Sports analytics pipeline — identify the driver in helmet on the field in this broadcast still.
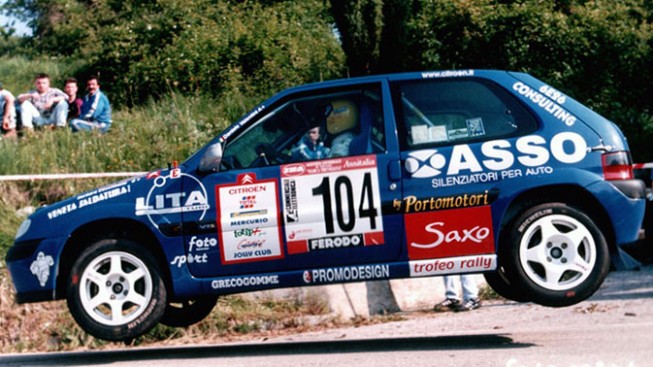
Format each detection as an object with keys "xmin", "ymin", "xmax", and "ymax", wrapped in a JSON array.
[{"xmin": 326, "ymin": 99, "xmax": 359, "ymax": 157}]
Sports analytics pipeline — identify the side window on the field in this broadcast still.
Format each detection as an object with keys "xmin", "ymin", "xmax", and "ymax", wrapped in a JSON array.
[
  {"xmin": 392, "ymin": 79, "xmax": 537, "ymax": 150},
  {"xmin": 221, "ymin": 86, "xmax": 385, "ymax": 170}
]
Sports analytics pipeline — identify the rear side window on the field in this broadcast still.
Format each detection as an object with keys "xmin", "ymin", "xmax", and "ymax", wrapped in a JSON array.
[{"xmin": 392, "ymin": 79, "xmax": 538, "ymax": 150}]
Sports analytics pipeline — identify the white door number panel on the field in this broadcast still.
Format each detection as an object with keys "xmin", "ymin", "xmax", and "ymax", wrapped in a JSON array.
[{"xmin": 281, "ymin": 155, "xmax": 385, "ymax": 254}]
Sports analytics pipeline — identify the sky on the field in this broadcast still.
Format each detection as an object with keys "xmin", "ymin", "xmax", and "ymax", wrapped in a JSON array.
[{"xmin": 0, "ymin": 9, "xmax": 32, "ymax": 37}]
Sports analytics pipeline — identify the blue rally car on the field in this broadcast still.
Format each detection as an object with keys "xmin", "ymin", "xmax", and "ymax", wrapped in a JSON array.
[{"xmin": 6, "ymin": 70, "xmax": 646, "ymax": 341}]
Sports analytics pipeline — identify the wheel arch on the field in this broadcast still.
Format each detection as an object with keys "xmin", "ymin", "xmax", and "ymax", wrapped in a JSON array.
[
  {"xmin": 55, "ymin": 218, "xmax": 171, "ymax": 300},
  {"xmin": 499, "ymin": 184, "xmax": 616, "ymax": 254}
]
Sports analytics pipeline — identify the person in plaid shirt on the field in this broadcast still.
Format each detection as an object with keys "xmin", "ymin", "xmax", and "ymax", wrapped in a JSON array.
[{"xmin": 17, "ymin": 73, "xmax": 69, "ymax": 130}]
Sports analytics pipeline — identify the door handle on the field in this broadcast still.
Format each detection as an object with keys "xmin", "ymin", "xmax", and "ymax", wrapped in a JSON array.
[{"xmin": 388, "ymin": 160, "xmax": 402, "ymax": 181}]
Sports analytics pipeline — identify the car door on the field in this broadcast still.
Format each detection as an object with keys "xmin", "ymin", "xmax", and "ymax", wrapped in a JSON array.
[
  {"xmin": 183, "ymin": 82, "xmax": 404, "ymax": 277},
  {"xmin": 390, "ymin": 77, "xmax": 539, "ymax": 276}
]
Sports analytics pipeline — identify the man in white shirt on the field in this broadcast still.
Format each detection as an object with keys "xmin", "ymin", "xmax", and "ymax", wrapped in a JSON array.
[{"xmin": 17, "ymin": 73, "xmax": 68, "ymax": 130}]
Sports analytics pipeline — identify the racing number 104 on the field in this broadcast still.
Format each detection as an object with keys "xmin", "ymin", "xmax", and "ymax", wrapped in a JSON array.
[{"xmin": 312, "ymin": 173, "xmax": 378, "ymax": 234}]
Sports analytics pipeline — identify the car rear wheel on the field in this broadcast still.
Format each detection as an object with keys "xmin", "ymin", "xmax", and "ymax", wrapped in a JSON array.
[
  {"xmin": 67, "ymin": 239, "xmax": 166, "ymax": 341},
  {"xmin": 483, "ymin": 266, "xmax": 530, "ymax": 302},
  {"xmin": 505, "ymin": 203, "xmax": 609, "ymax": 307},
  {"xmin": 160, "ymin": 296, "xmax": 218, "ymax": 327}
]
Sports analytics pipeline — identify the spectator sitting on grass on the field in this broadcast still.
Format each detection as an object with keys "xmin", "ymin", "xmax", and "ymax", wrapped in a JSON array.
[
  {"xmin": 64, "ymin": 77, "xmax": 83, "ymax": 121},
  {"xmin": 0, "ymin": 82, "xmax": 17, "ymax": 139},
  {"xmin": 70, "ymin": 76, "xmax": 112, "ymax": 133},
  {"xmin": 17, "ymin": 73, "xmax": 69, "ymax": 130}
]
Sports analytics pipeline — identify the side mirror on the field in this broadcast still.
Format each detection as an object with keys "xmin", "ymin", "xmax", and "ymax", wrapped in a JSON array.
[{"xmin": 199, "ymin": 143, "xmax": 223, "ymax": 173}]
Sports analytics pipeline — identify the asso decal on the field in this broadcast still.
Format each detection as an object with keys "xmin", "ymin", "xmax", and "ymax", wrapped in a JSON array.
[
  {"xmin": 303, "ymin": 264, "xmax": 390, "ymax": 284},
  {"xmin": 211, "ymin": 274, "xmax": 279, "ymax": 290},
  {"xmin": 216, "ymin": 173, "xmax": 284, "ymax": 264},
  {"xmin": 410, "ymin": 254, "xmax": 497, "ymax": 277},
  {"xmin": 405, "ymin": 206, "xmax": 495, "ymax": 260},
  {"xmin": 30, "ymin": 252, "xmax": 54, "ymax": 287},
  {"xmin": 392, "ymin": 190, "xmax": 497, "ymax": 214},
  {"xmin": 512, "ymin": 82, "xmax": 575, "ymax": 126},
  {"xmin": 280, "ymin": 155, "xmax": 385, "ymax": 255},
  {"xmin": 405, "ymin": 132, "xmax": 587, "ymax": 187},
  {"xmin": 135, "ymin": 168, "xmax": 209, "ymax": 229},
  {"xmin": 48, "ymin": 181, "xmax": 133, "ymax": 220}
]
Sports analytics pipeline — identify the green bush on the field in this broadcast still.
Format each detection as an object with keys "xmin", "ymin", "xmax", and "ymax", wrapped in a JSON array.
[
  {"xmin": 408, "ymin": 0, "xmax": 653, "ymax": 161},
  {"xmin": 6, "ymin": 0, "xmax": 346, "ymax": 107}
]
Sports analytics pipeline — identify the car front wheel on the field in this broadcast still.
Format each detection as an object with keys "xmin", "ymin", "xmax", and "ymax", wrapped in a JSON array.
[
  {"xmin": 67, "ymin": 239, "xmax": 167, "ymax": 341},
  {"xmin": 505, "ymin": 203, "xmax": 609, "ymax": 307}
]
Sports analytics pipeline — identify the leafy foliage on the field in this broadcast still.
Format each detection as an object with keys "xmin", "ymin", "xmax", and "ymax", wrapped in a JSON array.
[
  {"xmin": 405, "ymin": 0, "xmax": 653, "ymax": 160},
  {"xmin": 2, "ymin": 0, "xmax": 345, "ymax": 107}
]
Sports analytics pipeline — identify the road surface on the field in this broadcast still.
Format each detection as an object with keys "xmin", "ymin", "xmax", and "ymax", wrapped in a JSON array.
[{"xmin": 1, "ymin": 264, "xmax": 652, "ymax": 367}]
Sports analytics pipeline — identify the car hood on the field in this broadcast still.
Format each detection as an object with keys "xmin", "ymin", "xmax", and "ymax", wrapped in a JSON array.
[{"xmin": 18, "ymin": 172, "xmax": 152, "ymax": 241}]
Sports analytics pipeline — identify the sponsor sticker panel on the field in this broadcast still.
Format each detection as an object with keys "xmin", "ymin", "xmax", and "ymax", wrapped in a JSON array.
[
  {"xmin": 281, "ymin": 155, "xmax": 385, "ymax": 255},
  {"xmin": 405, "ymin": 206, "xmax": 495, "ymax": 260},
  {"xmin": 216, "ymin": 174, "xmax": 284, "ymax": 264}
]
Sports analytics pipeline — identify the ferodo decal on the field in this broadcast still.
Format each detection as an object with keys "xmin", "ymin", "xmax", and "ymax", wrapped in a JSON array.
[
  {"xmin": 216, "ymin": 173, "xmax": 284, "ymax": 264},
  {"xmin": 281, "ymin": 155, "xmax": 385, "ymax": 255},
  {"xmin": 405, "ymin": 132, "xmax": 588, "ymax": 187},
  {"xmin": 405, "ymin": 206, "xmax": 495, "ymax": 260},
  {"xmin": 135, "ymin": 168, "xmax": 209, "ymax": 229}
]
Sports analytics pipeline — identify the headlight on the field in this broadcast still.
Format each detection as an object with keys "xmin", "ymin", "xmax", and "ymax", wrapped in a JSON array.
[{"xmin": 15, "ymin": 219, "xmax": 31, "ymax": 239}]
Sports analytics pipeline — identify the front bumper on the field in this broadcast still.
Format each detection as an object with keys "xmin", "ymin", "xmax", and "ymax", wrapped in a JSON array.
[{"xmin": 6, "ymin": 236, "xmax": 68, "ymax": 304}]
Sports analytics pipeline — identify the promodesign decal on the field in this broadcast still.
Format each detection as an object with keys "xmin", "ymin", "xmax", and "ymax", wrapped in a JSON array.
[
  {"xmin": 303, "ymin": 264, "xmax": 390, "ymax": 284},
  {"xmin": 281, "ymin": 155, "xmax": 385, "ymax": 255},
  {"xmin": 405, "ymin": 206, "xmax": 495, "ymax": 260},
  {"xmin": 135, "ymin": 168, "xmax": 209, "ymax": 229},
  {"xmin": 409, "ymin": 254, "xmax": 497, "ymax": 277},
  {"xmin": 405, "ymin": 132, "xmax": 588, "ymax": 188},
  {"xmin": 216, "ymin": 173, "xmax": 284, "ymax": 264}
]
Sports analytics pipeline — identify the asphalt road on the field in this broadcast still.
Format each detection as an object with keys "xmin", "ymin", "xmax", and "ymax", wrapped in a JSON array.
[{"xmin": 2, "ymin": 264, "xmax": 652, "ymax": 367}]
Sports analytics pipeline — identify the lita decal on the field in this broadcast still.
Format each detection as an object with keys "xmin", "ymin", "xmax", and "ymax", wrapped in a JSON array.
[
  {"xmin": 135, "ymin": 170, "xmax": 209, "ymax": 229},
  {"xmin": 405, "ymin": 206, "xmax": 495, "ymax": 260}
]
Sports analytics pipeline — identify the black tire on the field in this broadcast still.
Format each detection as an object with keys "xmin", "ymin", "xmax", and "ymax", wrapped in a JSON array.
[
  {"xmin": 160, "ymin": 296, "xmax": 218, "ymax": 327},
  {"xmin": 504, "ymin": 203, "xmax": 610, "ymax": 307},
  {"xmin": 66, "ymin": 239, "xmax": 167, "ymax": 341},
  {"xmin": 483, "ymin": 266, "xmax": 530, "ymax": 302}
]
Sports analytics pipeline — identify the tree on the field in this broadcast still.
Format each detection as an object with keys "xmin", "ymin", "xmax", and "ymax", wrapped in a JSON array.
[{"xmin": 329, "ymin": 0, "xmax": 415, "ymax": 75}]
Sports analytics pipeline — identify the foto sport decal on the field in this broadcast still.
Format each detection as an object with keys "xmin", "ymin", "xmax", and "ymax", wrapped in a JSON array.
[
  {"xmin": 216, "ymin": 173, "xmax": 284, "ymax": 264},
  {"xmin": 405, "ymin": 205, "xmax": 495, "ymax": 260},
  {"xmin": 281, "ymin": 155, "xmax": 385, "ymax": 255}
]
